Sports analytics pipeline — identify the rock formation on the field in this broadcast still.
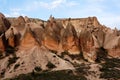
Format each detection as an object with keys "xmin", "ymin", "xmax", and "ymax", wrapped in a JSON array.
[
  {"xmin": 0, "ymin": 13, "xmax": 10, "ymax": 34},
  {"xmin": 3, "ymin": 26, "xmax": 74, "ymax": 79},
  {"xmin": 43, "ymin": 17, "xmax": 63, "ymax": 51},
  {"xmin": 61, "ymin": 21, "xmax": 80, "ymax": 55},
  {"xmin": 0, "ymin": 34, "xmax": 5, "ymax": 52},
  {"xmin": 79, "ymin": 29, "xmax": 97, "ymax": 62},
  {"xmin": 12, "ymin": 16, "xmax": 26, "ymax": 34},
  {"xmin": 104, "ymin": 30, "xmax": 120, "ymax": 57},
  {"xmin": 0, "ymin": 13, "xmax": 120, "ymax": 79}
]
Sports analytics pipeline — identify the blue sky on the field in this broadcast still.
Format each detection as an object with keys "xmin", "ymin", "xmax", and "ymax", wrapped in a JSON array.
[{"xmin": 0, "ymin": 0, "xmax": 120, "ymax": 29}]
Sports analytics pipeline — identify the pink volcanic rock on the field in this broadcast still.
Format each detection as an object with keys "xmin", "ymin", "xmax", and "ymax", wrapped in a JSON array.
[
  {"xmin": 61, "ymin": 21, "xmax": 80, "ymax": 55},
  {"xmin": 0, "ymin": 13, "xmax": 11, "ymax": 34},
  {"xmin": 43, "ymin": 16, "xmax": 63, "ymax": 51},
  {"xmin": 0, "ymin": 34, "xmax": 5, "ymax": 52},
  {"xmin": 104, "ymin": 30, "xmax": 120, "ymax": 58},
  {"xmin": 13, "ymin": 16, "xmax": 26, "ymax": 32},
  {"xmin": 79, "ymin": 29, "xmax": 97, "ymax": 62}
]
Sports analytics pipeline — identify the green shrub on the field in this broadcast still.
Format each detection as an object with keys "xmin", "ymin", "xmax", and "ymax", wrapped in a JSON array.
[
  {"xmin": 13, "ymin": 74, "xmax": 32, "ymax": 80},
  {"xmin": 46, "ymin": 61, "xmax": 56, "ymax": 69},
  {"xmin": 100, "ymin": 58, "xmax": 120, "ymax": 79},
  {"xmin": 96, "ymin": 47, "xmax": 108, "ymax": 62},
  {"xmin": 5, "ymin": 46, "xmax": 16, "ymax": 54},
  {"xmin": 100, "ymin": 69, "xmax": 120, "ymax": 79},
  {"xmin": 49, "ymin": 50, "xmax": 57, "ymax": 54},
  {"xmin": 7, "ymin": 56, "xmax": 19, "ymax": 67},
  {"xmin": 14, "ymin": 64, "xmax": 20, "ymax": 69},
  {"xmin": 7, "ymin": 70, "xmax": 87, "ymax": 80},
  {"xmin": 0, "ymin": 69, "xmax": 5, "ymax": 78},
  {"xmin": 59, "ymin": 50, "xmax": 69, "ymax": 58},
  {"xmin": 34, "ymin": 66, "xmax": 42, "ymax": 72},
  {"xmin": 61, "ymin": 51, "xmax": 82, "ymax": 60},
  {"xmin": 0, "ymin": 51, "xmax": 3, "ymax": 59}
]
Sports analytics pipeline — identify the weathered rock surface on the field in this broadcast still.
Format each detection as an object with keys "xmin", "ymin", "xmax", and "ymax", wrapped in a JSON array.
[
  {"xmin": 79, "ymin": 29, "xmax": 97, "ymax": 62},
  {"xmin": 0, "ymin": 13, "xmax": 10, "ymax": 34},
  {"xmin": 104, "ymin": 30, "xmax": 120, "ymax": 58},
  {"xmin": 43, "ymin": 17, "xmax": 63, "ymax": 51},
  {"xmin": 56, "ymin": 17, "xmax": 101, "ymax": 33},
  {"xmin": 0, "ymin": 34, "xmax": 5, "ymax": 52},
  {"xmin": 0, "ymin": 13, "xmax": 120, "ymax": 79},
  {"xmin": 2, "ymin": 26, "xmax": 74, "ymax": 79},
  {"xmin": 61, "ymin": 21, "xmax": 80, "ymax": 55}
]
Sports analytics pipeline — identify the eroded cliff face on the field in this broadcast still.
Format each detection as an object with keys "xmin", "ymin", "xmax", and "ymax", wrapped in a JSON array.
[
  {"xmin": 1, "ymin": 23, "xmax": 74, "ymax": 79},
  {"xmin": 61, "ymin": 21, "xmax": 80, "ymax": 55},
  {"xmin": 0, "ymin": 14, "xmax": 120, "ymax": 60},
  {"xmin": 0, "ymin": 13, "xmax": 10, "ymax": 34},
  {"xmin": 43, "ymin": 17, "xmax": 63, "ymax": 51},
  {"xmin": 55, "ymin": 17, "xmax": 101, "ymax": 33},
  {"xmin": 0, "ymin": 34, "xmax": 5, "ymax": 52},
  {"xmin": 104, "ymin": 30, "xmax": 120, "ymax": 57},
  {"xmin": 0, "ymin": 13, "xmax": 120, "ymax": 79}
]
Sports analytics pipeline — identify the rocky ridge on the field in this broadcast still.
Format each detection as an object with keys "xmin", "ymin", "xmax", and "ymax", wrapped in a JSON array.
[{"xmin": 0, "ymin": 13, "xmax": 120, "ymax": 79}]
